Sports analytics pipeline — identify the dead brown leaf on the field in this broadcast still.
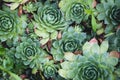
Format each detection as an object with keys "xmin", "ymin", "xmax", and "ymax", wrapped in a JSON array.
[
  {"xmin": 57, "ymin": 31, "xmax": 62, "ymax": 40},
  {"xmin": 92, "ymin": 0, "xmax": 97, "ymax": 8},
  {"xmin": 18, "ymin": 5, "xmax": 23, "ymax": 16},
  {"xmin": 110, "ymin": 51, "xmax": 120, "ymax": 58}
]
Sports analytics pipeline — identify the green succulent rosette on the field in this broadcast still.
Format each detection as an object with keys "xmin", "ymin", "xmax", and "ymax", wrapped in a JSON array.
[
  {"xmin": 33, "ymin": 3, "xmax": 67, "ymax": 45},
  {"xmin": 42, "ymin": 61, "xmax": 58, "ymax": 78},
  {"xmin": 58, "ymin": 41, "xmax": 118, "ymax": 80},
  {"xmin": 96, "ymin": 0, "xmax": 120, "ymax": 26},
  {"xmin": 23, "ymin": 2, "xmax": 38, "ymax": 13},
  {"xmin": 106, "ymin": 29, "xmax": 120, "ymax": 52},
  {"xmin": 59, "ymin": 0, "xmax": 89, "ymax": 23},
  {"xmin": 0, "ymin": 9, "xmax": 26, "ymax": 42},
  {"xmin": 51, "ymin": 26, "xmax": 86, "ymax": 61},
  {"xmin": 3, "ymin": 0, "xmax": 28, "ymax": 10},
  {"xmin": 15, "ymin": 38, "xmax": 49, "ymax": 69},
  {"xmin": 77, "ymin": 60, "xmax": 103, "ymax": 80}
]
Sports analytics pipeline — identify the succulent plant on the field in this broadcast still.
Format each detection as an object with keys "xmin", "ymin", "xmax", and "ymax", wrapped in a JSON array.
[
  {"xmin": 96, "ymin": 0, "xmax": 120, "ymax": 26},
  {"xmin": 0, "ymin": 0, "xmax": 119, "ymax": 79},
  {"xmin": 42, "ymin": 61, "xmax": 58, "ymax": 78},
  {"xmin": 3, "ymin": 0, "xmax": 28, "ymax": 10},
  {"xmin": 107, "ymin": 29, "xmax": 120, "ymax": 52},
  {"xmin": 15, "ymin": 37, "xmax": 49, "ymax": 69},
  {"xmin": 33, "ymin": 2, "xmax": 67, "ymax": 45},
  {"xmin": 0, "ymin": 9, "xmax": 27, "ymax": 42},
  {"xmin": 83, "ymin": 38, "xmax": 109, "ymax": 55},
  {"xmin": 23, "ymin": 2, "xmax": 38, "ymax": 13},
  {"xmin": 51, "ymin": 26, "xmax": 86, "ymax": 61},
  {"xmin": 59, "ymin": 0, "xmax": 90, "ymax": 23},
  {"xmin": 58, "ymin": 40, "xmax": 118, "ymax": 80}
]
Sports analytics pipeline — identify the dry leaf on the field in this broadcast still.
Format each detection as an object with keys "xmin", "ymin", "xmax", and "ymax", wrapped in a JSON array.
[
  {"xmin": 89, "ymin": 38, "xmax": 98, "ymax": 44},
  {"xmin": 18, "ymin": 5, "xmax": 23, "ymax": 16},
  {"xmin": 92, "ymin": 0, "xmax": 97, "ymax": 8},
  {"xmin": 57, "ymin": 31, "xmax": 62, "ymax": 40},
  {"xmin": 47, "ymin": 40, "xmax": 52, "ymax": 51},
  {"xmin": 26, "ymin": 28, "xmax": 29, "ymax": 34},
  {"xmin": 74, "ymin": 50, "xmax": 82, "ymax": 55},
  {"xmin": 110, "ymin": 51, "xmax": 119, "ymax": 58},
  {"xmin": 47, "ymin": 55, "xmax": 53, "ymax": 60}
]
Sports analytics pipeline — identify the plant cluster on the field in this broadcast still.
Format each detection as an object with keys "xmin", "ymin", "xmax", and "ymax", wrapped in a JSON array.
[{"xmin": 0, "ymin": 0, "xmax": 120, "ymax": 80}]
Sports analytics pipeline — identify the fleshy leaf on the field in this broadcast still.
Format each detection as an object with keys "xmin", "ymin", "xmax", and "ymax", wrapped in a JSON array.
[
  {"xmin": 100, "ymin": 41, "xmax": 109, "ymax": 54},
  {"xmin": 58, "ymin": 69, "xmax": 67, "ymax": 79},
  {"xmin": 10, "ymin": 3, "xmax": 19, "ymax": 10},
  {"xmin": 50, "ymin": 31, "xmax": 58, "ymax": 40},
  {"xmin": 64, "ymin": 52, "xmax": 75, "ymax": 61},
  {"xmin": 91, "ymin": 15, "xmax": 97, "ymax": 32},
  {"xmin": 40, "ymin": 38, "xmax": 49, "ymax": 45}
]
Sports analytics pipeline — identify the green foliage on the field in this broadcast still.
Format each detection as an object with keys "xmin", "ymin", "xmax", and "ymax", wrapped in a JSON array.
[
  {"xmin": 15, "ymin": 37, "xmax": 49, "ymax": 69},
  {"xmin": 0, "ymin": 45, "xmax": 22, "ymax": 79},
  {"xmin": 23, "ymin": 2, "xmax": 38, "ymax": 13},
  {"xmin": 0, "ymin": 9, "xmax": 27, "ymax": 42},
  {"xmin": 0, "ymin": 66, "xmax": 22, "ymax": 80},
  {"xmin": 59, "ymin": 0, "xmax": 88, "ymax": 23},
  {"xmin": 33, "ymin": 2, "xmax": 66, "ymax": 45},
  {"xmin": 58, "ymin": 41, "xmax": 118, "ymax": 80},
  {"xmin": 107, "ymin": 29, "xmax": 120, "ymax": 52},
  {"xmin": 96, "ymin": 0, "xmax": 120, "ymax": 26},
  {"xmin": 3, "ymin": 0, "xmax": 28, "ymax": 10},
  {"xmin": 51, "ymin": 26, "xmax": 86, "ymax": 61},
  {"xmin": 42, "ymin": 61, "xmax": 58, "ymax": 78},
  {"xmin": 0, "ymin": 0, "xmax": 120, "ymax": 79},
  {"xmin": 91, "ymin": 15, "xmax": 99, "ymax": 32},
  {"xmin": 83, "ymin": 40, "xmax": 109, "ymax": 55}
]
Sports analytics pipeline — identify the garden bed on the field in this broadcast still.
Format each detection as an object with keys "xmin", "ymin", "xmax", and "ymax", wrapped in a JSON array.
[{"xmin": 0, "ymin": 0, "xmax": 120, "ymax": 80}]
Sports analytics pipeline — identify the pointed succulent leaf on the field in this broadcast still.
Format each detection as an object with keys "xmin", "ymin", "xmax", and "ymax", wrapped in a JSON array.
[
  {"xmin": 58, "ymin": 69, "xmax": 68, "ymax": 79},
  {"xmin": 10, "ymin": 3, "xmax": 19, "ymax": 10},
  {"xmin": 59, "ymin": 0, "xmax": 89, "ymax": 23},
  {"xmin": 51, "ymin": 27, "xmax": 86, "ymax": 61},
  {"xmin": 15, "ymin": 37, "xmax": 49, "ymax": 69},
  {"xmin": 100, "ymin": 41, "xmax": 109, "ymax": 54},
  {"xmin": 0, "ymin": 9, "xmax": 26, "ymax": 41},
  {"xmin": 96, "ymin": 0, "xmax": 120, "ymax": 26},
  {"xmin": 33, "ymin": 2, "xmax": 67, "ymax": 45},
  {"xmin": 42, "ymin": 61, "xmax": 58, "ymax": 78},
  {"xmin": 59, "ymin": 50, "xmax": 118, "ymax": 80},
  {"xmin": 64, "ymin": 52, "xmax": 76, "ymax": 61}
]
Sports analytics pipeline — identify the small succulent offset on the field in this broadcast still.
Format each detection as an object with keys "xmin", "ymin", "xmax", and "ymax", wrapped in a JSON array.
[
  {"xmin": 0, "ymin": 9, "xmax": 26, "ymax": 42},
  {"xmin": 96, "ymin": 0, "xmax": 120, "ymax": 26},
  {"xmin": 33, "ymin": 2, "xmax": 66, "ymax": 45},
  {"xmin": 15, "ymin": 37, "xmax": 49, "ymax": 69},
  {"xmin": 107, "ymin": 29, "xmax": 120, "ymax": 52},
  {"xmin": 23, "ymin": 2, "xmax": 38, "ymax": 13},
  {"xmin": 42, "ymin": 61, "xmax": 58, "ymax": 78},
  {"xmin": 51, "ymin": 26, "xmax": 86, "ymax": 61},
  {"xmin": 59, "ymin": 0, "xmax": 88, "ymax": 23},
  {"xmin": 3, "ymin": 0, "xmax": 28, "ymax": 10},
  {"xmin": 0, "ymin": 46, "xmax": 22, "ymax": 80},
  {"xmin": 82, "ymin": 38, "xmax": 109, "ymax": 55},
  {"xmin": 58, "ymin": 40, "xmax": 118, "ymax": 80}
]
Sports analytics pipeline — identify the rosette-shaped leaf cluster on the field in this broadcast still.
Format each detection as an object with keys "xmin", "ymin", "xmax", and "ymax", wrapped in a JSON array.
[
  {"xmin": 3, "ymin": 0, "xmax": 28, "ymax": 10},
  {"xmin": 33, "ymin": 3, "xmax": 66, "ymax": 45},
  {"xmin": 42, "ymin": 61, "xmax": 57, "ymax": 78},
  {"xmin": 0, "ymin": 9, "xmax": 26, "ymax": 42},
  {"xmin": 58, "ymin": 41, "xmax": 118, "ymax": 80},
  {"xmin": 59, "ymin": 0, "xmax": 88, "ymax": 23},
  {"xmin": 107, "ymin": 29, "xmax": 120, "ymax": 52},
  {"xmin": 15, "ymin": 38, "xmax": 49, "ymax": 69},
  {"xmin": 83, "ymin": 39, "xmax": 109, "ymax": 55},
  {"xmin": 23, "ymin": 2, "xmax": 38, "ymax": 13},
  {"xmin": 96, "ymin": 0, "xmax": 120, "ymax": 26},
  {"xmin": 51, "ymin": 27, "xmax": 86, "ymax": 61}
]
